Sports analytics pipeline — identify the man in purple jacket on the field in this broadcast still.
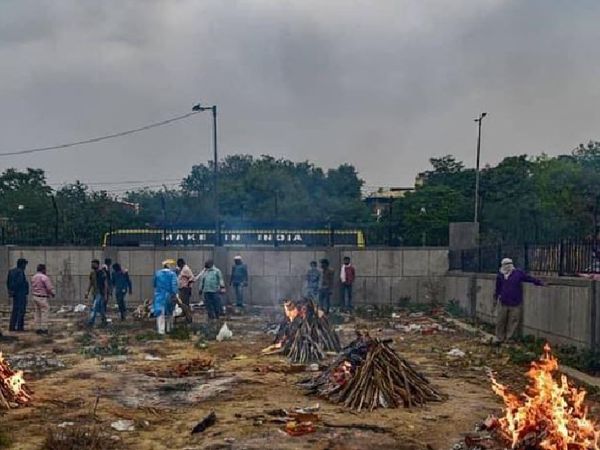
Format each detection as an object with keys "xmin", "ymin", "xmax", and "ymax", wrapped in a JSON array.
[{"xmin": 494, "ymin": 258, "xmax": 544, "ymax": 343}]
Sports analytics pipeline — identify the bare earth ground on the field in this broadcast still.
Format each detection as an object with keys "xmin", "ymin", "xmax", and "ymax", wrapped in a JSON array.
[{"xmin": 1, "ymin": 306, "xmax": 599, "ymax": 450}]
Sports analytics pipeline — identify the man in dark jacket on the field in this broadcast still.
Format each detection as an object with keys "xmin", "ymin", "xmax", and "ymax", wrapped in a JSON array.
[
  {"xmin": 230, "ymin": 256, "xmax": 248, "ymax": 308},
  {"xmin": 112, "ymin": 263, "xmax": 132, "ymax": 320},
  {"xmin": 6, "ymin": 258, "xmax": 29, "ymax": 331},
  {"xmin": 319, "ymin": 259, "xmax": 334, "ymax": 314},
  {"xmin": 494, "ymin": 258, "xmax": 544, "ymax": 343}
]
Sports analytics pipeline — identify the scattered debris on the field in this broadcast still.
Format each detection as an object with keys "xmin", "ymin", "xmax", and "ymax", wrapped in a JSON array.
[
  {"xmin": 216, "ymin": 322, "xmax": 233, "ymax": 342},
  {"xmin": 253, "ymin": 364, "xmax": 305, "ymax": 374},
  {"xmin": 0, "ymin": 352, "xmax": 32, "ymax": 409},
  {"xmin": 144, "ymin": 355, "xmax": 162, "ymax": 361},
  {"xmin": 145, "ymin": 357, "xmax": 213, "ymax": 378},
  {"xmin": 110, "ymin": 420, "xmax": 135, "ymax": 432},
  {"xmin": 57, "ymin": 422, "xmax": 74, "ymax": 428},
  {"xmin": 447, "ymin": 348, "xmax": 466, "ymax": 358},
  {"xmin": 7, "ymin": 353, "xmax": 66, "ymax": 373},
  {"xmin": 42, "ymin": 424, "xmax": 112, "ymax": 450},
  {"xmin": 73, "ymin": 304, "xmax": 87, "ymax": 313},
  {"xmin": 57, "ymin": 305, "xmax": 73, "ymax": 314},
  {"xmin": 133, "ymin": 299, "xmax": 153, "ymax": 319},
  {"xmin": 81, "ymin": 332, "xmax": 129, "ymax": 358},
  {"xmin": 322, "ymin": 422, "xmax": 393, "ymax": 434},
  {"xmin": 285, "ymin": 419, "xmax": 316, "ymax": 436},
  {"xmin": 191, "ymin": 411, "xmax": 217, "ymax": 434},
  {"xmin": 300, "ymin": 332, "xmax": 442, "ymax": 411}
]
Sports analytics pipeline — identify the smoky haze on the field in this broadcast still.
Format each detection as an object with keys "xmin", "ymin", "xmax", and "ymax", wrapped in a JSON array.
[{"xmin": 1, "ymin": 0, "xmax": 599, "ymax": 190}]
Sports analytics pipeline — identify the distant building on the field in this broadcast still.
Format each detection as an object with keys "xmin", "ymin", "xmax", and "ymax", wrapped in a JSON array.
[{"xmin": 363, "ymin": 186, "xmax": 414, "ymax": 220}]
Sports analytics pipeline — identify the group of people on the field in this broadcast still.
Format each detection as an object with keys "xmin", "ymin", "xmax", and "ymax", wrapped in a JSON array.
[
  {"xmin": 6, "ymin": 258, "xmax": 55, "ymax": 334},
  {"xmin": 152, "ymin": 256, "xmax": 248, "ymax": 334},
  {"xmin": 304, "ymin": 256, "xmax": 356, "ymax": 314},
  {"xmin": 4, "ymin": 251, "xmax": 542, "ymax": 344},
  {"xmin": 86, "ymin": 258, "xmax": 133, "ymax": 327}
]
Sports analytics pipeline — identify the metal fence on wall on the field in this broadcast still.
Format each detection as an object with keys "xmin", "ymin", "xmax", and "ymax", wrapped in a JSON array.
[
  {"xmin": 449, "ymin": 240, "xmax": 600, "ymax": 276},
  {"xmin": 0, "ymin": 223, "xmax": 438, "ymax": 248}
]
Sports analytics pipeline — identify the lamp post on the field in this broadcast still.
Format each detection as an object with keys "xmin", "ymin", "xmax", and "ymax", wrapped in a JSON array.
[
  {"xmin": 192, "ymin": 103, "xmax": 220, "ymax": 246},
  {"xmin": 473, "ymin": 112, "xmax": 487, "ymax": 223}
]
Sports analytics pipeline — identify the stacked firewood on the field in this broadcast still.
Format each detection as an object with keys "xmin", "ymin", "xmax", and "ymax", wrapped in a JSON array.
[
  {"xmin": 300, "ymin": 333, "xmax": 442, "ymax": 411},
  {"xmin": 0, "ymin": 352, "xmax": 32, "ymax": 409},
  {"xmin": 277, "ymin": 299, "xmax": 341, "ymax": 364}
]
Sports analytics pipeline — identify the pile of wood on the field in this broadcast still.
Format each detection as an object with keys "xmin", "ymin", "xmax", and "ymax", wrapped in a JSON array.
[
  {"xmin": 299, "ymin": 333, "xmax": 442, "ymax": 411},
  {"xmin": 275, "ymin": 299, "xmax": 341, "ymax": 364},
  {"xmin": 0, "ymin": 352, "xmax": 32, "ymax": 409}
]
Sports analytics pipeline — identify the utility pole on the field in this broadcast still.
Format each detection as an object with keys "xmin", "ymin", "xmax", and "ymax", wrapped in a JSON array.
[
  {"xmin": 474, "ymin": 112, "xmax": 487, "ymax": 223},
  {"xmin": 193, "ymin": 103, "xmax": 220, "ymax": 246}
]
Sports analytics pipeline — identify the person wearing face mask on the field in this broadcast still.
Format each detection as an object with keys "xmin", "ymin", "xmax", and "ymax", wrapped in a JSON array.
[{"xmin": 494, "ymin": 257, "xmax": 544, "ymax": 343}]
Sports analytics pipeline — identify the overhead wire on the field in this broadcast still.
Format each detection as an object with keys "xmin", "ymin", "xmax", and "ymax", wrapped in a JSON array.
[{"xmin": 0, "ymin": 111, "xmax": 200, "ymax": 157}]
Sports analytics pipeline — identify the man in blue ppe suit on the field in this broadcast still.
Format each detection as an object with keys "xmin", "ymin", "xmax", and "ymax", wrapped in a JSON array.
[{"xmin": 153, "ymin": 259, "xmax": 178, "ymax": 335}]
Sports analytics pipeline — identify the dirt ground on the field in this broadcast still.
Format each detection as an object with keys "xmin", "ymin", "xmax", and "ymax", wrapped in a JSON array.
[{"xmin": 1, "ymin": 305, "xmax": 598, "ymax": 450}]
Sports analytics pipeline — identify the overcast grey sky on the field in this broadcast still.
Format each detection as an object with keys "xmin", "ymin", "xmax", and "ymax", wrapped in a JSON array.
[{"xmin": 1, "ymin": 0, "xmax": 600, "ymax": 191}]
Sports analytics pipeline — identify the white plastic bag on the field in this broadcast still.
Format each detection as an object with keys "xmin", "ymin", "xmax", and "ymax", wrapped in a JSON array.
[
  {"xmin": 173, "ymin": 304, "xmax": 183, "ymax": 317},
  {"xmin": 216, "ymin": 322, "xmax": 233, "ymax": 341},
  {"xmin": 74, "ymin": 304, "xmax": 87, "ymax": 313}
]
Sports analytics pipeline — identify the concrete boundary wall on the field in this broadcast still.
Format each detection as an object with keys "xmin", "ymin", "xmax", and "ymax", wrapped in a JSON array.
[
  {"xmin": 1, "ymin": 246, "xmax": 448, "ymax": 308},
  {"xmin": 446, "ymin": 271, "xmax": 599, "ymax": 348}
]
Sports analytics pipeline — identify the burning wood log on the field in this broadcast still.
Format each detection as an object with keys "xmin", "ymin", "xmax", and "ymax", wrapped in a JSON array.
[
  {"xmin": 299, "ymin": 332, "xmax": 442, "ymax": 411},
  {"xmin": 267, "ymin": 299, "xmax": 341, "ymax": 364},
  {"xmin": 490, "ymin": 343, "xmax": 600, "ymax": 450},
  {"xmin": 0, "ymin": 352, "xmax": 32, "ymax": 409}
]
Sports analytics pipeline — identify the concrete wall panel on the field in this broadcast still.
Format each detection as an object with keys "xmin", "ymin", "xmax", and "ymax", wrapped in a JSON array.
[
  {"xmin": 264, "ymin": 252, "xmax": 291, "ymax": 276},
  {"xmin": 349, "ymin": 250, "xmax": 378, "ymax": 276},
  {"xmin": 402, "ymin": 250, "xmax": 429, "ymax": 276},
  {"xmin": 429, "ymin": 250, "xmax": 449, "ymax": 275},
  {"xmin": 376, "ymin": 251, "xmax": 403, "ymax": 277}
]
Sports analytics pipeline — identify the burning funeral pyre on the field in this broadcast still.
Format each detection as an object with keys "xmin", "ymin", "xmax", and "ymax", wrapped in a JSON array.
[
  {"xmin": 264, "ymin": 299, "xmax": 341, "ymax": 364},
  {"xmin": 489, "ymin": 344, "xmax": 599, "ymax": 450},
  {"xmin": 0, "ymin": 352, "xmax": 32, "ymax": 409},
  {"xmin": 299, "ymin": 332, "xmax": 442, "ymax": 411}
]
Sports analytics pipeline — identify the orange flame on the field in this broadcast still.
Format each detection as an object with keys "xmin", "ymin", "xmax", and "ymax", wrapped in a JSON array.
[
  {"xmin": 284, "ymin": 300, "xmax": 299, "ymax": 322},
  {"xmin": 491, "ymin": 344, "xmax": 600, "ymax": 449}
]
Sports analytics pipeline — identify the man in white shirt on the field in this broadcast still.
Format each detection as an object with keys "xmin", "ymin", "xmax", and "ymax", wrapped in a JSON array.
[{"xmin": 176, "ymin": 258, "xmax": 195, "ymax": 320}]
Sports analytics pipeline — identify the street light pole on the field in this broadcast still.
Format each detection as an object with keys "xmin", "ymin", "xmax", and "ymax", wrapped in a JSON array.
[
  {"xmin": 473, "ymin": 112, "xmax": 487, "ymax": 223},
  {"xmin": 193, "ymin": 103, "xmax": 220, "ymax": 246}
]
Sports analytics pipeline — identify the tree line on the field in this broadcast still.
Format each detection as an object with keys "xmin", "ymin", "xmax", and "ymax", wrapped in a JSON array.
[
  {"xmin": 385, "ymin": 141, "xmax": 600, "ymax": 245},
  {"xmin": 0, "ymin": 155, "xmax": 370, "ymax": 245},
  {"xmin": 1, "ymin": 143, "xmax": 599, "ymax": 246}
]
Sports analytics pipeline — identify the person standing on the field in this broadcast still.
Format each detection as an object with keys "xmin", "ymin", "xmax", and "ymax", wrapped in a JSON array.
[
  {"xmin": 153, "ymin": 259, "xmax": 178, "ymax": 335},
  {"xmin": 86, "ymin": 259, "xmax": 108, "ymax": 327},
  {"xmin": 319, "ymin": 259, "xmax": 334, "ymax": 314},
  {"xmin": 494, "ymin": 258, "xmax": 544, "ymax": 343},
  {"xmin": 31, "ymin": 264, "xmax": 55, "ymax": 334},
  {"xmin": 112, "ymin": 263, "xmax": 132, "ymax": 321},
  {"xmin": 6, "ymin": 258, "xmax": 29, "ymax": 332},
  {"xmin": 177, "ymin": 258, "xmax": 194, "ymax": 307},
  {"xmin": 340, "ymin": 256, "xmax": 356, "ymax": 312},
  {"xmin": 102, "ymin": 258, "xmax": 113, "ymax": 312},
  {"xmin": 305, "ymin": 261, "xmax": 320, "ymax": 300},
  {"xmin": 199, "ymin": 259, "xmax": 225, "ymax": 320},
  {"xmin": 230, "ymin": 256, "xmax": 248, "ymax": 308}
]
